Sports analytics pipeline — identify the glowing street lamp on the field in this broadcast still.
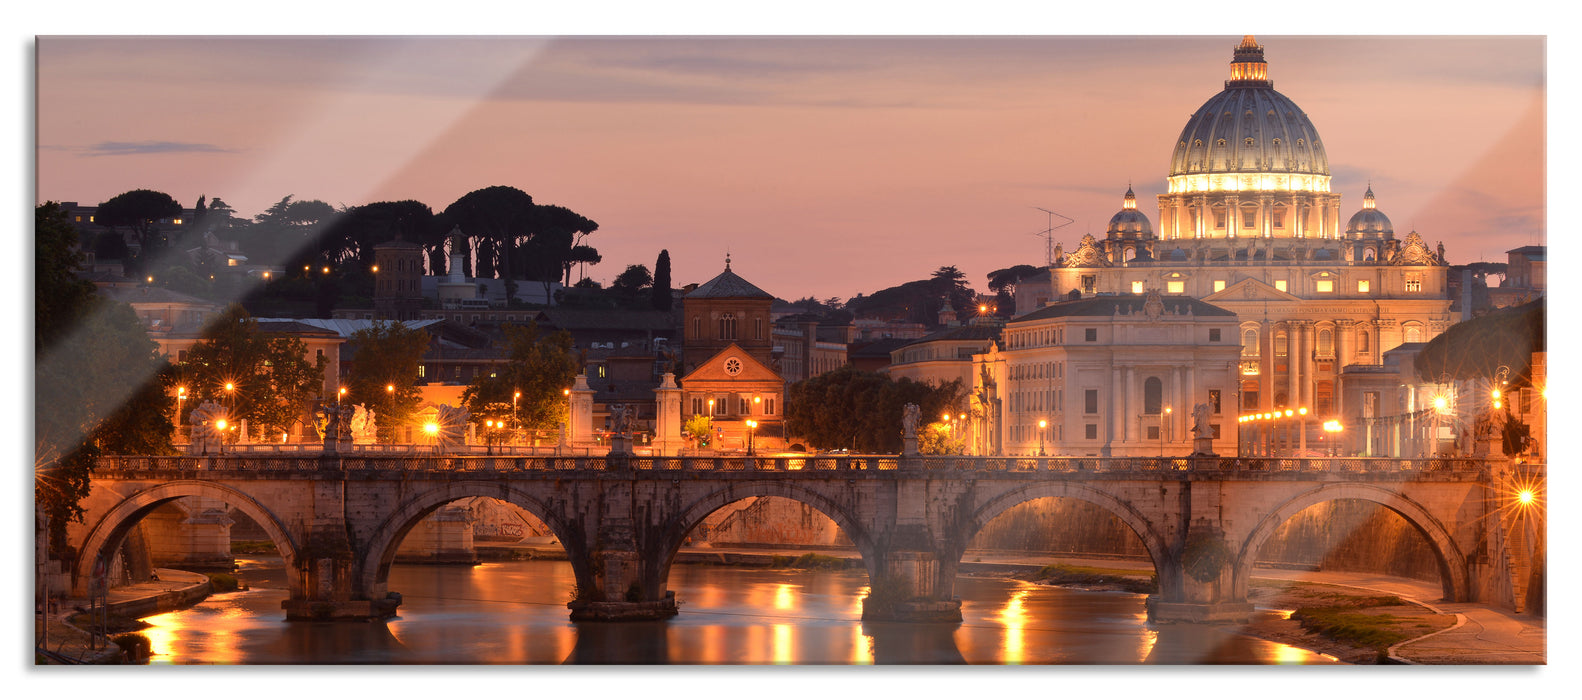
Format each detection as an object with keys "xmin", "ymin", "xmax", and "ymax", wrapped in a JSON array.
[
  {"xmin": 176, "ymin": 386, "xmax": 187, "ymax": 441},
  {"xmin": 338, "ymin": 386, "xmax": 347, "ymax": 403},
  {"xmin": 513, "ymin": 390, "xmax": 521, "ymax": 431},
  {"xmin": 215, "ymin": 418, "xmax": 228, "ymax": 455},
  {"xmin": 1322, "ymin": 419, "xmax": 1343, "ymax": 456},
  {"xmin": 1037, "ymin": 418, "xmax": 1047, "ymax": 456},
  {"xmin": 746, "ymin": 419, "xmax": 758, "ymax": 456}
]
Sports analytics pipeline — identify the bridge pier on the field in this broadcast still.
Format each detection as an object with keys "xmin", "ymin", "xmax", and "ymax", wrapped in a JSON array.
[
  {"xmin": 283, "ymin": 525, "xmax": 402, "ymax": 621},
  {"xmin": 568, "ymin": 510, "xmax": 679, "ymax": 621}
]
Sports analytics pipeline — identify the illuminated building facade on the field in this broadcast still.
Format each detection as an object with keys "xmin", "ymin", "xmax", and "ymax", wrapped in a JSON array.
[{"xmin": 995, "ymin": 36, "xmax": 1454, "ymax": 455}]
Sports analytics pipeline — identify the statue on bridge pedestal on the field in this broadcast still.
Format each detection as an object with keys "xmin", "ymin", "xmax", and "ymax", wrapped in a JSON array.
[
  {"xmin": 186, "ymin": 401, "xmax": 228, "ymax": 455},
  {"xmin": 1190, "ymin": 402, "xmax": 1216, "ymax": 458},
  {"xmin": 313, "ymin": 402, "xmax": 356, "ymax": 452}
]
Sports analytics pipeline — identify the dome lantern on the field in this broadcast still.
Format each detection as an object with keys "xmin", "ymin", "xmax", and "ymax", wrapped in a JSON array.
[{"xmin": 1226, "ymin": 35, "xmax": 1271, "ymax": 88}]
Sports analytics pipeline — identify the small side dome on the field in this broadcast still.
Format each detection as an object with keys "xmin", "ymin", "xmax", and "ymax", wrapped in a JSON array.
[
  {"xmin": 1106, "ymin": 186, "xmax": 1154, "ymax": 239},
  {"xmin": 1345, "ymin": 186, "xmax": 1394, "ymax": 238}
]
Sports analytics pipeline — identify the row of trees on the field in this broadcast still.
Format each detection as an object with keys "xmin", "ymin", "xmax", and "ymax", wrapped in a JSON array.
[
  {"xmin": 87, "ymin": 185, "xmax": 605, "ymax": 307},
  {"xmin": 784, "ymin": 366, "xmax": 964, "ymax": 454}
]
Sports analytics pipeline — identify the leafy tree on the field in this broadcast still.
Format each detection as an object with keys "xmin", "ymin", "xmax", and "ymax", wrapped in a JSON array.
[
  {"xmin": 35, "ymin": 203, "xmax": 174, "ymax": 554},
  {"xmin": 461, "ymin": 323, "xmax": 578, "ymax": 436},
  {"xmin": 92, "ymin": 229, "xmax": 131, "ymax": 262},
  {"xmin": 95, "ymin": 189, "xmax": 183, "ymax": 273},
  {"xmin": 444, "ymin": 186, "xmax": 536, "ymax": 297},
  {"xmin": 177, "ymin": 305, "xmax": 327, "ymax": 442},
  {"xmin": 321, "ymin": 200, "xmax": 434, "ymax": 269},
  {"xmin": 930, "ymin": 265, "xmax": 976, "ymax": 319},
  {"xmin": 573, "ymin": 277, "xmax": 602, "ymax": 289},
  {"xmin": 918, "ymin": 420, "xmax": 967, "ymax": 455},
  {"xmin": 683, "ymin": 414, "xmax": 714, "ymax": 448},
  {"xmin": 652, "ymin": 249, "xmax": 673, "ymax": 311},
  {"xmin": 785, "ymin": 365, "xmax": 963, "ymax": 453},
  {"xmin": 240, "ymin": 195, "xmax": 337, "ymax": 270},
  {"xmin": 611, "ymin": 264, "xmax": 652, "ymax": 296},
  {"xmin": 345, "ymin": 321, "xmax": 430, "ymax": 443}
]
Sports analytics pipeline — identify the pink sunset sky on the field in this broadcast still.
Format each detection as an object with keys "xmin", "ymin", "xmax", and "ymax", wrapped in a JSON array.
[{"xmin": 35, "ymin": 34, "xmax": 1544, "ymax": 302}]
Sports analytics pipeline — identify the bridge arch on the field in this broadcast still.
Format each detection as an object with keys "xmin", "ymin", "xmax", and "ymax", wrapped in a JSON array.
[
  {"xmin": 1233, "ymin": 483, "xmax": 1469, "ymax": 602},
  {"xmin": 653, "ymin": 482, "xmax": 877, "ymax": 598},
  {"xmin": 73, "ymin": 480, "xmax": 300, "ymax": 597},
  {"xmin": 358, "ymin": 481, "xmax": 590, "ymax": 601},
  {"xmin": 960, "ymin": 482, "xmax": 1174, "ymax": 595}
]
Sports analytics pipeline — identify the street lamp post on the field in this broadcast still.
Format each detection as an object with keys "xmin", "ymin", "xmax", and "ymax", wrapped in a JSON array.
[
  {"xmin": 746, "ymin": 419, "xmax": 757, "ymax": 456},
  {"xmin": 215, "ymin": 419, "xmax": 227, "ymax": 455},
  {"xmin": 1323, "ymin": 420, "xmax": 1343, "ymax": 457},
  {"xmin": 176, "ymin": 387, "xmax": 187, "ymax": 443},
  {"xmin": 1162, "ymin": 406, "xmax": 1172, "ymax": 456},
  {"xmin": 1037, "ymin": 419, "xmax": 1047, "ymax": 456},
  {"xmin": 513, "ymin": 390, "xmax": 521, "ymax": 445}
]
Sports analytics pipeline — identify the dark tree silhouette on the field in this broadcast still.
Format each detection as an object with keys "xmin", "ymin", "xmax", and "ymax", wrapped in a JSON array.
[
  {"xmin": 652, "ymin": 249, "xmax": 673, "ymax": 310},
  {"xmin": 95, "ymin": 189, "xmax": 183, "ymax": 272}
]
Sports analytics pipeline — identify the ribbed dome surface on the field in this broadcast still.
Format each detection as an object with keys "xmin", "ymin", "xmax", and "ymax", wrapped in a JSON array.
[
  {"xmin": 1107, "ymin": 209, "xmax": 1153, "ymax": 238},
  {"xmin": 1168, "ymin": 37, "xmax": 1329, "ymax": 179},
  {"xmin": 1346, "ymin": 187, "xmax": 1393, "ymax": 237},
  {"xmin": 1170, "ymin": 88, "xmax": 1328, "ymax": 177}
]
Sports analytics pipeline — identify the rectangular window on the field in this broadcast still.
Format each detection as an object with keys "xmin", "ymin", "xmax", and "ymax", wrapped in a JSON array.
[
  {"xmin": 1166, "ymin": 281, "xmax": 1185, "ymax": 294},
  {"xmin": 1209, "ymin": 328, "xmax": 1221, "ymax": 342},
  {"xmin": 1213, "ymin": 280, "xmax": 1226, "ymax": 293},
  {"xmin": 1274, "ymin": 280, "xmax": 1288, "ymax": 292},
  {"xmin": 1209, "ymin": 389, "xmax": 1221, "ymax": 414},
  {"xmin": 1211, "ymin": 424, "xmax": 1221, "ymax": 439},
  {"xmin": 1085, "ymin": 424, "xmax": 1098, "ymax": 440},
  {"xmin": 1315, "ymin": 280, "xmax": 1333, "ymax": 293},
  {"xmin": 1084, "ymin": 389, "xmax": 1099, "ymax": 415},
  {"xmin": 1132, "ymin": 280, "xmax": 1144, "ymax": 294},
  {"xmin": 1147, "ymin": 426, "xmax": 1160, "ymax": 440},
  {"xmin": 1081, "ymin": 275, "xmax": 1096, "ymax": 294},
  {"xmin": 1357, "ymin": 280, "xmax": 1370, "ymax": 293},
  {"xmin": 1405, "ymin": 274, "xmax": 1422, "ymax": 292},
  {"xmin": 1084, "ymin": 328, "xmax": 1097, "ymax": 342},
  {"xmin": 417, "ymin": 365, "xmax": 426, "ymax": 378}
]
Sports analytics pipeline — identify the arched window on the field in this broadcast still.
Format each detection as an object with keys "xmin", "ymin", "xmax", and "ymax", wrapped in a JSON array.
[
  {"xmin": 1317, "ymin": 328, "xmax": 1334, "ymax": 357},
  {"xmin": 693, "ymin": 316, "xmax": 702, "ymax": 339},
  {"xmin": 1357, "ymin": 330, "xmax": 1371, "ymax": 353},
  {"xmin": 1274, "ymin": 332, "xmax": 1288, "ymax": 357},
  {"xmin": 1241, "ymin": 328, "xmax": 1259, "ymax": 357},
  {"xmin": 1403, "ymin": 324, "xmax": 1423, "ymax": 344},
  {"xmin": 1143, "ymin": 377, "xmax": 1163, "ymax": 415},
  {"xmin": 718, "ymin": 313, "xmax": 737, "ymax": 340}
]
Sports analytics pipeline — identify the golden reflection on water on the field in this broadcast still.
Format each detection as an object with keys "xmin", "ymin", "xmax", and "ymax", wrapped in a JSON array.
[
  {"xmin": 138, "ymin": 611, "xmax": 180, "ymax": 664},
  {"xmin": 999, "ymin": 583, "xmax": 1032, "ymax": 664},
  {"xmin": 772, "ymin": 623, "xmax": 793, "ymax": 665},
  {"xmin": 1134, "ymin": 611, "xmax": 1158, "ymax": 661},
  {"xmin": 773, "ymin": 583, "xmax": 796, "ymax": 611}
]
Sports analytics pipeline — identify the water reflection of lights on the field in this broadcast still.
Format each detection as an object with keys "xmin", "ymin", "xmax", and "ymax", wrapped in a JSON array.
[
  {"xmin": 774, "ymin": 583, "xmax": 796, "ymax": 611},
  {"xmin": 1133, "ymin": 611, "xmax": 1158, "ymax": 661},
  {"xmin": 138, "ymin": 611, "xmax": 181, "ymax": 664},
  {"xmin": 772, "ymin": 624, "xmax": 794, "ymax": 665},
  {"xmin": 998, "ymin": 584, "xmax": 1032, "ymax": 665}
]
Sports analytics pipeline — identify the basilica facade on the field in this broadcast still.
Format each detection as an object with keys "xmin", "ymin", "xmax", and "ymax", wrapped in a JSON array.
[{"xmin": 984, "ymin": 36, "xmax": 1454, "ymax": 457}]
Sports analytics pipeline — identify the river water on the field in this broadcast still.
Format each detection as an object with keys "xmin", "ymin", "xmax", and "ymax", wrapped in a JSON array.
[{"xmin": 134, "ymin": 557, "xmax": 1338, "ymax": 665}]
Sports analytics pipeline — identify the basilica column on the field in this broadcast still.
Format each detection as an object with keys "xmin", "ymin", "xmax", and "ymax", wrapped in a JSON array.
[
  {"xmin": 1124, "ymin": 367, "xmax": 1136, "ymax": 446},
  {"xmin": 1259, "ymin": 321, "xmax": 1276, "ymax": 410},
  {"xmin": 1284, "ymin": 323, "xmax": 1299, "ymax": 409},
  {"xmin": 1108, "ymin": 366, "xmax": 1123, "ymax": 456},
  {"xmin": 1298, "ymin": 322, "xmax": 1314, "ymax": 409}
]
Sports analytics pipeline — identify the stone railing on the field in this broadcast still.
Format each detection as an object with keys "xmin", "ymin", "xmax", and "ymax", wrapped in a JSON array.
[{"xmin": 95, "ymin": 454, "xmax": 1498, "ymax": 476}]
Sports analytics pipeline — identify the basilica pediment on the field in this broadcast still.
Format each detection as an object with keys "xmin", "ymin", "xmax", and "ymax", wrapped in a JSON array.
[
  {"xmin": 1203, "ymin": 278, "xmax": 1303, "ymax": 303},
  {"xmin": 679, "ymin": 343, "xmax": 782, "ymax": 385}
]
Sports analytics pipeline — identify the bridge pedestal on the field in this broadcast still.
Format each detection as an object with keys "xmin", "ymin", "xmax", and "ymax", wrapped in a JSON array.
[
  {"xmin": 862, "ymin": 550, "xmax": 962, "ymax": 623},
  {"xmin": 568, "ymin": 549, "xmax": 679, "ymax": 621},
  {"xmin": 284, "ymin": 526, "xmax": 400, "ymax": 621}
]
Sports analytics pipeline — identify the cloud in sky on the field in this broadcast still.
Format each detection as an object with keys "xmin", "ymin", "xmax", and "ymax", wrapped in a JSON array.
[{"xmin": 82, "ymin": 140, "xmax": 235, "ymax": 157}]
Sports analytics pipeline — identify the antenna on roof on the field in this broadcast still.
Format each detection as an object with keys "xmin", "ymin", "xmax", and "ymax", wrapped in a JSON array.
[{"xmin": 1033, "ymin": 207, "xmax": 1075, "ymax": 265}]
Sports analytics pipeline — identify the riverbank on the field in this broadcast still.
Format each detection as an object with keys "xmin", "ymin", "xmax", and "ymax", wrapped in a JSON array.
[{"xmin": 34, "ymin": 568, "xmax": 212, "ymax": 664}]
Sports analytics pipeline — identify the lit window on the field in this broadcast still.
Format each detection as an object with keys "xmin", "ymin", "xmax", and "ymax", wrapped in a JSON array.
[
  {"xmin": 1405, "ymin": 273, "xmax": 1422, "ymax": 292},
  {"xmin": 1213, "ymin": 280, "xmax": 1226, "ymax": 292},
  {"xmin": 1315, "ymin": 280, "xmax": 1333, "ymax": 293},
  {"xmin": 1274, "ymin": 280, "xmax": 1287, "ymax": 292},
  {"xmin": 227, "ymin": 258, "xmax": 237, "ymax": 266},
  {"xmin": 1358, "ymin": 280, "xmax": 1370, "ymax": 293},
  {"xmin": 1167, "ymin": 281, "xmax": 1185, "ymax": 294},
  {"xmin": 1132, "ymin": 280, "xmax": 1144, "ymax": 294},
  {"xmin": 173, "ymin": 218, "xmax": 183, "ymax": 225},
  {"xmin": 417, "ymin": 365, "xmax": 426, "ymax": 378}
]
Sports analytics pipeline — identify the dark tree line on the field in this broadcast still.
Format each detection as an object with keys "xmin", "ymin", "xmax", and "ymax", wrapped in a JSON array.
[{"xmin": 785, "ymin": 366, "xmax": 963, "ymax": 453}]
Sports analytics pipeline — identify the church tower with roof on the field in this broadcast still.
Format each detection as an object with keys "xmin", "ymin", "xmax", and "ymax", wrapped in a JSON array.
[{"xmin": 681, "ymin": 255, "xmax": 776, "ymax": 374}]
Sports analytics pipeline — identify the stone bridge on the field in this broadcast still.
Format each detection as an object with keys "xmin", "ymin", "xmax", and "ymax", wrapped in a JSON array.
[{"xmin": 64, "ymin": 453, "xmax": 1542, "ymax": 624}]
